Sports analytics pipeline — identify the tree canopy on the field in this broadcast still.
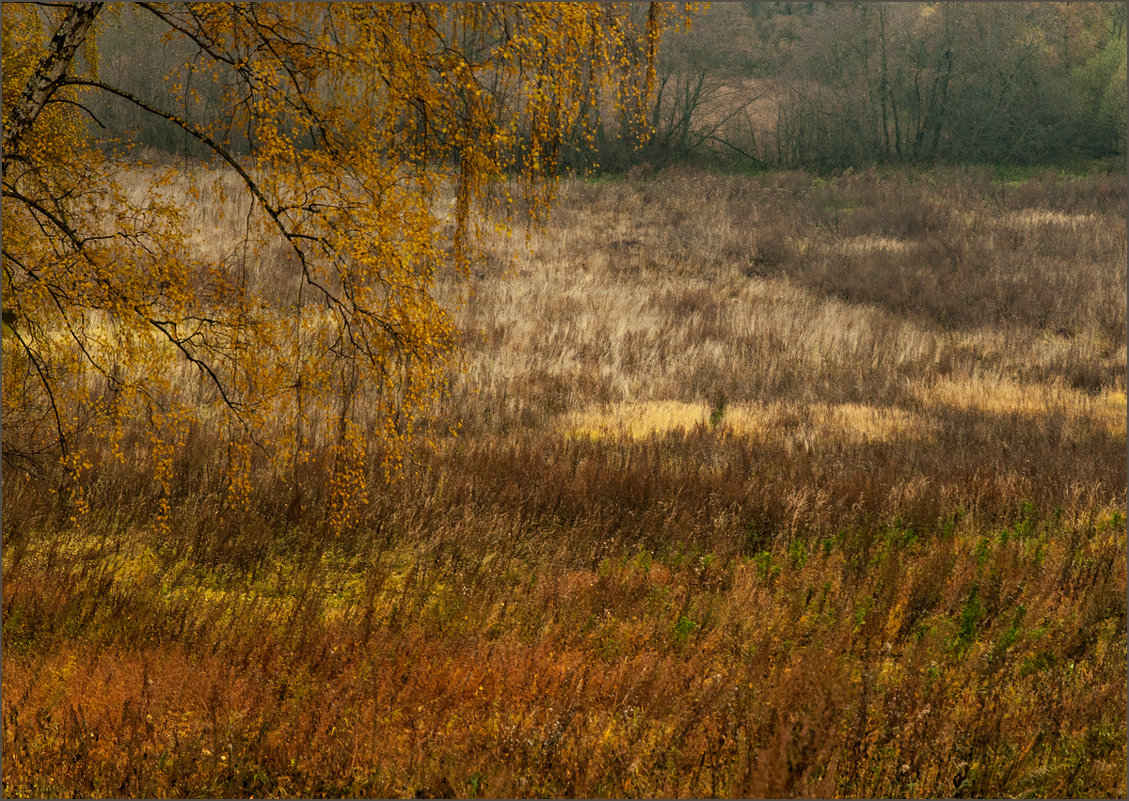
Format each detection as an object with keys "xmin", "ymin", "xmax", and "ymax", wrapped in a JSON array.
[{"xmin": 2, "ymin": 2, "xmax": 687, "ymax": 526}]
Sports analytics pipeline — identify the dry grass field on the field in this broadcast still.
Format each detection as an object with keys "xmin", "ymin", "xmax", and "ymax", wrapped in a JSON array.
[{"xmin": 3, "ymin": 164, "xmax": 1126, "ymax": 797}]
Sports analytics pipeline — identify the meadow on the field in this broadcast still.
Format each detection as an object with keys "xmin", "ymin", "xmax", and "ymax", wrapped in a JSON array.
[{"xmin": 3, "ymin": 163, "xmax": 1126, "ymax": 798}]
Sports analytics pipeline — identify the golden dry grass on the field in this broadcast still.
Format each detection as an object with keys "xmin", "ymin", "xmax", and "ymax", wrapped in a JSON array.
[
  {"xmin": 3, "ymin": 164, "xmax": 1125, "ymax": 798},
  {"xmin": 564, "ymin": 399, "xmax": 928, "ymax": 445},
  {"xmin": 446, "ymin": 168, "xmax": 1125, "ymax": 447}
]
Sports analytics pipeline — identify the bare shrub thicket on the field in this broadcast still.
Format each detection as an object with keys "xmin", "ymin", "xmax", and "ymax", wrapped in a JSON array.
[{"xmin": 3, "ymin": 166, "xmax": 1125, "ymax": 798}]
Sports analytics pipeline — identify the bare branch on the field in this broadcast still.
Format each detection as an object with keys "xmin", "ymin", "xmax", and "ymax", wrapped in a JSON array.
[
  {"xmin": 5, "ymin": 324, "xmax": 69, "ymax": 460},
  {"xmin": 60, "ymin": 76, "xmax": 347, "ymax": 314}
]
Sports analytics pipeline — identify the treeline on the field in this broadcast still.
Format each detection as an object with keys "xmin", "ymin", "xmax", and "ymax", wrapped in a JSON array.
[
  {"xmin": 571, "ymin": 2, "xmax": 1128, "ymax": 172},
  {"xmin": 760, "ymin": 2, "xmax": 1128, "ymax": 169},
  {"xmin": 88, "ymin": 3, "xmax": 1126, "ymax": 172}
]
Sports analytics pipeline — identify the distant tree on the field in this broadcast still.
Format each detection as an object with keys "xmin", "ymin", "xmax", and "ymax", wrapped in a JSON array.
[
  {"xmin": 2, "ymin": 2, "xmax": 687, "ymax": 525},
  {"xmin": 760, "ymin": 1, "xmax": 1126, "ymax": 170}
]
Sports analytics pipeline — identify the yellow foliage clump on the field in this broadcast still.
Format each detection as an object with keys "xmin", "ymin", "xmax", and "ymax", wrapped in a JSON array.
[{"xmin": 1, "ymin": 3, "xmax": 692, "ymax": 517}]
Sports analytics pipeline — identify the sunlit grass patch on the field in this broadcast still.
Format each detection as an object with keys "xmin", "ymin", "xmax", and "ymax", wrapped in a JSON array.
[
  {"xmin": 1102, "ymin": 388, "xmax": 1126, "ymax": 409},
  {"xmin": 1099, "ymin": 388, "xmax": 1127, "ymax": 436},
  {"xmin": 916, "ymin": 373, "xmax": 1056, "ymax": 415},
  {"xmin": 564, "ymin": 399, "xmax": 929, "ymax": 445},
  {"xmin": 914, "ymin": 373, "xmax": 1128, "ymax": 434},
  {"xmin": 726, "ymin": 401, "xmax": 931, "ymax": 444},
  {"xmin": 564, "ymin": 400, "xmax": 711, "ymax": 439},
  {"xmin": 1006, "ymin": 209, "xmax": 1099, "ymax": 228},
  {"xmin": 830, "ymin": 234, "xmax": 913, "ymax": 254},
  {"xmin": 819, "ymin": 402, "xmax": 929, "ymax": 442}
]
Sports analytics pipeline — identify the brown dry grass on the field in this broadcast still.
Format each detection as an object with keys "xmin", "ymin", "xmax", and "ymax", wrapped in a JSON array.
[{"xmin": 3, "ymin": 164, "xmax": 1126, "ymax": 798}]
